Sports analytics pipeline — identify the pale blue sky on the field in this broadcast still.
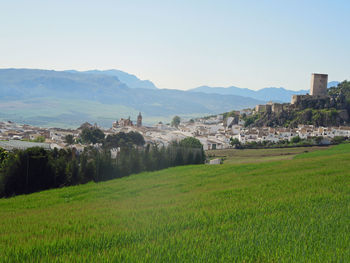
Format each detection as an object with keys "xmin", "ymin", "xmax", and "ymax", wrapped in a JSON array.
[{"xmin": 0, "ymin": 0, "xmax": 349, "ymax": 91}]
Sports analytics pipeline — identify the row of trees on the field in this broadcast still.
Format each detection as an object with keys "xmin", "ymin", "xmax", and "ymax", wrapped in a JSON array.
[
  {"xmin": 0, "ymin": 137, "xmax": 205, "ymax": 197},
  {"xmin": 65, "ymin": 127, "xmax": 146, "ymax": 148},
  {"xmin": 71, "ymin": 119, "xmax": 181, "ymax": 148},
  {"xmin": 230, "ymin": 136, "xmax": 348, "ymax": 149}
]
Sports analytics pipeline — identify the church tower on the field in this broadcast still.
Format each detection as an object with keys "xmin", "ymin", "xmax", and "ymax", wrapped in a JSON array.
[{"xmin": 137, "ymin": 112, "xmax": 142, "ymax": 127}]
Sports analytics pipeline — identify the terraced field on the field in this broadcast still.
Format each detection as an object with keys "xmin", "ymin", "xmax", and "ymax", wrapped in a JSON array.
[{"xmin": 1, "ymin": 144, "xmax": 350, "ymax": 262}]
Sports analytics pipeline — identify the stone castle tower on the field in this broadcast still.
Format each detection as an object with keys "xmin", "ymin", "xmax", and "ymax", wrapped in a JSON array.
[
  {"xmin": 137, "ymin": 112, "xmax": 142, "ymax": 127},
  {"xmin": 310, "ymin": 73, "xmax": 328, "ymax": 96}
]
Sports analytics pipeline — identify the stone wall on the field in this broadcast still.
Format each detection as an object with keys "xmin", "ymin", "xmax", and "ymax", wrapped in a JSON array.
[
  {"xmin": 272, "ymin": 103, "xmax": 283, "ymax": 114},
  {"xmin": 255, "ymin": 104, "xmax": 272, "ymax": 113},
  {"xmin": 291, "ymin": 95, "xmax": 308, "ymax": 104}
]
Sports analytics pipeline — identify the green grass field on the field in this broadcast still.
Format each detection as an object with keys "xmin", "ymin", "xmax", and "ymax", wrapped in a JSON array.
[
  {"xmin": 207, "ymin": 146, "xmax": 330, "ymax": 164},
  {"xmin": 1, "ymin": 144, "xmax": 350, "ymax": 262}
]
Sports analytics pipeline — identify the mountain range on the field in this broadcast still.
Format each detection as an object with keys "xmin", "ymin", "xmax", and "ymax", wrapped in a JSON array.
[
  {"xmin": 0, "ymin": 69, "xmax": 263, "ymax": 128},
  {"xmin": 65, "ymin": 69, "xmax": 158, "ymax": 90},
  {"xmin": 190, "ymin": 81, "xmax": 340, "ymax": 103},
  {"xmin": 0, "ymin": 68, "xmax": 340, "ymax": 128}
]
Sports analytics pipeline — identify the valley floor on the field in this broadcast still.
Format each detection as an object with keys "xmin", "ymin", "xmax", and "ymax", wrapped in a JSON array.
[{"xmin": 1, "ymin": 144, "xmax": 350, "ymax": 262}]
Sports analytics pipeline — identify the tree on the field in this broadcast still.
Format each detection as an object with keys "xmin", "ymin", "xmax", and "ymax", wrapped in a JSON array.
[
  {"xmin": 328, "ymin": 80, "xmax": 350, "ymax": 102},
  {"xmin": 244, "ymin": 115, "xmax": 259, "ymax": 127},
  {"xmin": 104, "ymin": 134, "xmax": 122, "ymax": 149},
  {"xmin": 128, "ymin": 131, "xmax": 145, "ymax": 146},
  {"xmin": 64, "ymin": 134, "xmax": 74, "ymax": 145},
  {"xmin": 104, "ymin": 132, "xmax": 145, "ymax": 149},
  {"xmin": 66, "ymin": 159, "xmax": 80, "ymax": 184},
  {"xmin": 1, "ymin": 147, "xmax": 54, "ymax": 196},
  {"xmin": 230, "ymin": 137, "xmax": 241, "ymax": 149},
  {"xmin": 0, "ymin": 148, "xmax": 9, "ymax": 166},
  {"xmin": 332, "ymin": 136, "xmax": 346, "ymax": 144},
  {"xmin": 179, "ymin": 137, "xmax": 203, "ymax": 148},
  {"xmin": 178, "ymin": 137, "xmax": 205, "ymax": 164},
  {"xmin": 80, "ymin": 127, "xmax": 105, "ymax": 145},
  {"xmin": 314, "ymin": 136, "xmax": 323, "ymax": 145},
  {"xmin": 291, "ymin": 136, "xmax": 301, "ymax": 144},
  {"xmin": 171, "ymin": 116, "xmax": 181, "ymax": 128},
  {"xmin": 174, "ymin": 148, "xmax": 184, "ymax": 166}
]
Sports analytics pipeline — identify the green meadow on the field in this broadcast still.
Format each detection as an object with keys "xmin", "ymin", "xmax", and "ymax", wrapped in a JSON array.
[
  {"xmin": 206, "ymin": 146, "xmax": 330, "ymax": 164},
  {"xmin": 1, "ymin": 144, "xmax": 350, "ymax": 262}
]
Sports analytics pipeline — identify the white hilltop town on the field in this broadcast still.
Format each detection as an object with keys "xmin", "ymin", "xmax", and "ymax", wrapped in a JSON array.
[{"xmin": 1, "ymin": 73, "xmax": 350, "ymax": 152}]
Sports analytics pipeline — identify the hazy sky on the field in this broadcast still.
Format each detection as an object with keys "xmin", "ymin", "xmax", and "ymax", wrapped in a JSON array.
[{"xmin": 1, "ymin": 0, "xmax": 349, "ymax": 91}]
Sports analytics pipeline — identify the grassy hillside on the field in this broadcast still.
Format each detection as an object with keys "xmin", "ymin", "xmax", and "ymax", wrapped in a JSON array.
[
  {"xmin": 1, "ymin": 144, "xmax": 350, "ymax": 262},
  {"xmin": 206, "ymin": 146, "xmax": 330, "ymax": 164}
]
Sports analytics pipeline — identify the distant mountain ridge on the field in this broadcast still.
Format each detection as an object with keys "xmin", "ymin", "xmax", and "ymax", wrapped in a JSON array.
[
  {"xmin": 190, "ymin": 82, "xmax": 340, "ymax": 103},
  {"xmin": 0, "ymin": 68, "xmax": 128, "ymax": 102},
  {"xmin": 1, "ymin": 68, "xmax": 338, "ymax": 128},
  {"xmin": 65, "ymin": 69, "xmax": 158, "ymax": 90},
  {"xmin": 0, "ymin": 68, "xmax": 264, "ymax": 127},
  {"xmin": 328, "ymin": 81, "xmax": 340, "ymax": 89}
]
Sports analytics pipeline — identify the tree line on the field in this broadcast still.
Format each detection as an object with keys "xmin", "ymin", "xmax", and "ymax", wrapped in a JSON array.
[
  {"xmin": 230, "ymin": 135, "xmax": 349, "ymax": 149},
  {"xmin": 0, "ymin": 132, "xmax": 205, "ymax": 197}
]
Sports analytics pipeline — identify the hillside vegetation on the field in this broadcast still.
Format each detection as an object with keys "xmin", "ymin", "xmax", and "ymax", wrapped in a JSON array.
[
  {"xmin": 249, "ymin": 80, "xmax": 350, "ymax": 128},
  {"xmin": 1, "ymin": 144, "xmax": 350, "ymax": 261}
]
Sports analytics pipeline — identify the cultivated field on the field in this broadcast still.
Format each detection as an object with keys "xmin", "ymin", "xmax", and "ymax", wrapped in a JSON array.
[
  {"xmin": 207, "ymin": 145, "xmax": 330, "ymax": 164},
  {"xmin": 1, "ymin": 144, "xmax": 350, "ymax": 262}
]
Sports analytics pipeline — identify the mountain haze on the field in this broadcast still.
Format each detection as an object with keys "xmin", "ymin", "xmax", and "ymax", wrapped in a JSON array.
[
  {"xmin": 191, "ymin": 82, "xmax": 340, "ymax": 103},
  {"xmin": 0, "ymin": 68, "xmax": 263, "ymax": 127},
  {"xmin": 66, "ymin": 69, "xmax": 158, "ymax": 90}
]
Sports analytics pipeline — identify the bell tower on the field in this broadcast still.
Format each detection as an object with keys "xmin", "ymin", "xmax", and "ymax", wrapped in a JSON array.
[{"xmin": 137, "ymin": 112, "xmax": 142, "ymax": 127}]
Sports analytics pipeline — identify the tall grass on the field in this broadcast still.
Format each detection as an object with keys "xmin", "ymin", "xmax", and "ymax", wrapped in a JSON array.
[{"xmin": 1, "ymin": 144, "xmax": 350, "ymax": 262}]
